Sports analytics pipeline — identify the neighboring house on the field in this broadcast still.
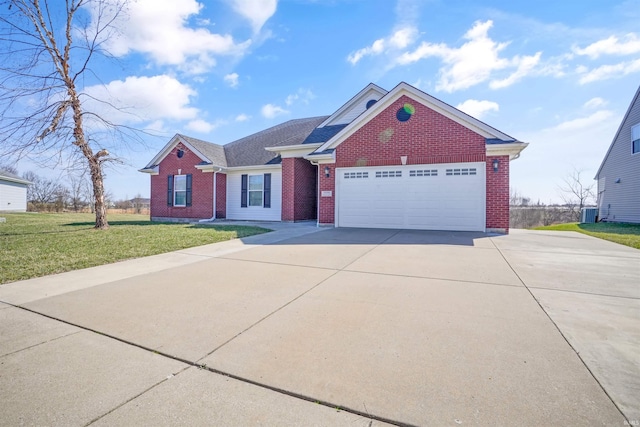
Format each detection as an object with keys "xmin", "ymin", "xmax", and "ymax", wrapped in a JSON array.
[
  {"xmin": 141, "ymin": 82, "xmax": 528, "ymax": 233},
  {"xmin": 0, "ymin": 170, "xmax": 31, "ymax": 212},
  {"xmin": 128, "ymin": 197, "xmax": 150, "ymax": 210},
  {"xmin": 595, "ymin": 85, "xmax": 640, "ymax": 223}
]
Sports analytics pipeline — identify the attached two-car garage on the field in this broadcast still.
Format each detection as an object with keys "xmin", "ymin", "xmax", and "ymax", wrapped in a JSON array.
[{"xmin": 335, "ymin": 162, "xmax": 486, "ymax": 232}]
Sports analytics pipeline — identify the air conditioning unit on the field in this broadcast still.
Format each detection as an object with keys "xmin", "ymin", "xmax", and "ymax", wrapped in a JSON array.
[{"xmin": 581, "ymin": 208, "xmax": 598, "ymax": 223}]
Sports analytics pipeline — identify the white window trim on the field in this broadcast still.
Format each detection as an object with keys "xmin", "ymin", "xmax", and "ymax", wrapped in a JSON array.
[
  {"xmin": 632, "ymin": 123, "xmax": 640, "ymax": 155},
  {"xmin": 248, "ymin": 174, "xmax": 264, "ymax": 207},
  {"xmin": 174, "ymin": 175, "xmax": 187, "ymax": 207}
]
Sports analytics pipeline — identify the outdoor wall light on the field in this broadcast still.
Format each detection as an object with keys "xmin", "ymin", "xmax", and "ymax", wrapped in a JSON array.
[
  {"xmin": 492, "ymin": 158, "xmax": 500, "ymax": 172},
  {"xmin": 615, "ymin": 178, "xmax": 621, "ymax": 183},
  {"xmin": 324, "ymin": 166, "xmax": 330, "ymax": 178}
]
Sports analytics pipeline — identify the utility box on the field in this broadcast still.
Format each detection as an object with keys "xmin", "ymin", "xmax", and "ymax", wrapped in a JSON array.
[{"xmin": 581, "ymin": 208, "xmax": 598, "ymax": 223}]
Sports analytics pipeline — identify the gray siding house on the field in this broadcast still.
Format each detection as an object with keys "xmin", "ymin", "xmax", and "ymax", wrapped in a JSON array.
[
  {"xmin": 0, "ymin": 170, "xmax": 31, "ymax": 212},
  {"xmin": 595, "ymin": 85, "xmax": 640, "ymax": 223}
]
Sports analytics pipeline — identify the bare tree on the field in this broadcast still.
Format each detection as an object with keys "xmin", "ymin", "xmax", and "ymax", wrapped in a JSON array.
[
  {"xmin": 67, "ymin": 171, "xmax": 88, "ymax": 212},
  {"xmin": 558, "ymin": 168, "xmax": 596, "ymax": 222},
  {"xmin": 0, "ymin": 163, "xmax": 19, "ymax": 175},
  {"xmin": 22, "ymin": 170, "xmax": 63, "ymax": 207},
  {"xmin": 0, "ymin": 0, "xmax": 131, "ymax": 229}
]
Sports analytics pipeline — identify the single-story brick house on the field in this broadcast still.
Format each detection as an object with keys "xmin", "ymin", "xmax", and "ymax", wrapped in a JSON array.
[{"xmin": 141, "ymin": 82, "xmax": 527, "ymax": 233}]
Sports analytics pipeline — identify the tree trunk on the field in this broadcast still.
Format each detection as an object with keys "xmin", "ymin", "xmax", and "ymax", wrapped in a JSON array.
[{"xmin": 89, "ymin": 160, "xmax": 109, "ymax": 229}]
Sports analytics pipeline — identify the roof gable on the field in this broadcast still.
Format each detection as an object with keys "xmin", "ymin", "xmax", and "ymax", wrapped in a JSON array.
[
  {"xmin": 317, "ymin": 83, "xmax": 387, "ymax": 128},
  {"xmin": 314, "ymin": 82, "xmax": 517, "ymax": 154},
  {"xmin": 595, "ymin": 84, "xmax": 640, "ymax": 179},
  {"xmin": 142, "ymin": 134, "xmax": 218, "ymax": 170}
]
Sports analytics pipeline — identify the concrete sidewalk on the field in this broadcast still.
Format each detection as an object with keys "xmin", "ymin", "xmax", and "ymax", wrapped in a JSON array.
[{"xmin": 1, "ymin": 227, "xmax": 637, "ymax": 425}]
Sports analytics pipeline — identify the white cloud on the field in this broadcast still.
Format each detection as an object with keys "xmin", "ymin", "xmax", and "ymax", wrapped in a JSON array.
[
  {"xmin": 573, "ymin": 33, "xmax": 640, "ymax": 59},
  {"xmin": 186, "ymin": 119, "xmax": 218, "ymax": 133},
  {"xmin": 90, "ymin": 0, "xmax": 251, "ymax": 74},
  {"xmin": 235, "ymin": 113, "xmax": 250, "ymax": 122},
  {"xmin": 347, "ymin": 27, "xmax": 418, "ymax": 65},
  {"xmin": 83, "ymin": 75, "xmax": 199, "ymax": 125},
  {"xmin": 512, "ymin": 109, "xmax": 617, "ymax": 204},
  {"xmin": 284, "ymin": 88, "xmax": 315, "ymax": 106},
  {"xmin": 548, "ymin": 110, "xmax": 614, "ymax": 132},
  {"xmin": 397, "ymin": 20, "xmax": 540, "ymax": 92},
  {"xmin": 490, "ymin": 52, "xmax": 542, "ymax": 89},
  {"xmin": 583, "ymin": 97, "xmax": 608, "ymax": 109},
  {"xmin": 577, "ymin": 58, "xmax": 640, "ymax": 84},
  {"xmin": 224, "ymin": 73, "xmax": 239, "ymax": 88},
  {"xmin": 228, "ymin": 0, "xmax": 278, "ymax": 33},
  {"xmin": 456, "ymin": 99, "xmax": 499, "ymax": 119},
  {"xmin": 261, "ymin": 103, "xmax": 289, "ymax": 119}
]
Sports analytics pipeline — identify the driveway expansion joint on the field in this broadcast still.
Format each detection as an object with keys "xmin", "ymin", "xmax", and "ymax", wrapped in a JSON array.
[
  {"xmin": 528, "ymin": 285, "xmax": 640, "ymax": 301},
  {"xmin": 489, "ymin": 236, "xmax": 631, "ymax": 424},
  {"xmin": 0, "ymin": 330, "xmax": 82, "ymax": 359},
  {"xmin": 9, "ymin": 303, "xmax": 408, "ymax": 427}
]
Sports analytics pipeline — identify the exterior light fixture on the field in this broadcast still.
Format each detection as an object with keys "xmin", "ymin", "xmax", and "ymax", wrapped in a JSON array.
[
  {"xmin": 492, "ymin": 158, "xmax": 499, "ymax": 172},
  {"xmin": 324, "ymin": 166, "xmax": 330, "ymax": 178}
]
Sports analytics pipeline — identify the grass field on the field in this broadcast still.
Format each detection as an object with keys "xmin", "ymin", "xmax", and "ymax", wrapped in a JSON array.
[
  {"xmin": 535, "ymin": 222, "xmax": 640, "ymax": 249},
  {"xmin": 0, "ymin": 213, "xmax": 269, "ymax": 285}
]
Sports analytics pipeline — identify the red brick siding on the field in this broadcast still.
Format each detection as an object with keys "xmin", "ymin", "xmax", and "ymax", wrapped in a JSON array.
[
  {"xmin": 282, "ymin": 158, "xmax": 318, "ymax": 221},
  {"xmin": 215, "ymin": 172, "xmax": 226, "ymax": 219},
  {"xmin": 150, "ymin": 143, "xmax": 213, "ymax": 220},
  {"xmin": 319, "ymin": 94, "xmax": 499, "ymax": 226},
  {"xmin": 335, "ymin": 95, "xmax": 486, "ymax": 168},
  {"xmin": 486, "ymin": 155, "xmax": 510, "ymax": 232},
  {"xmin": 318, "ymin": 165, "xmax": 336, "ymax": 225}
]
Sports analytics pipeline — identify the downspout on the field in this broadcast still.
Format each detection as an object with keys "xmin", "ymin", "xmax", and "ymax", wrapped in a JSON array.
[{"xmin": 310, "ymin": 160, "xmax": 320, "ymax": 228}]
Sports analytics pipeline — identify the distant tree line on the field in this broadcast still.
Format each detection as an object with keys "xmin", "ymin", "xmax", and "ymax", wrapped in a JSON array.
[
  {"xmin": 1, "ymin": 164, "xmax": 147, "ymax": 214},
  {"xmin": 510, "ymin": 169, "xmax": 596, "ymax": 229}
]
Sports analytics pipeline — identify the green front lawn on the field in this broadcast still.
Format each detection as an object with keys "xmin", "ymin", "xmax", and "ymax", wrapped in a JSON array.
[
  {"xmin": 535, "ymin": 222, "xmax": 640, "ymax": 250},
  {"xmin": 0, "ymin": 213, "xmax": 269, "ymax": 285}
]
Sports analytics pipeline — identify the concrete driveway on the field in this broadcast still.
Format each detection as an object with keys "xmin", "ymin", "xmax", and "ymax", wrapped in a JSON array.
[{"xmin": 1, "ymin": 226, "xmax": 638, "ymax": 426}]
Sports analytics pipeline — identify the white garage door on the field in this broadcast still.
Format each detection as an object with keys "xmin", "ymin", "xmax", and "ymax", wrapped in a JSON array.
[{"xmin": 336, "ymin": 163, "xmax": 486, "ymax": 231}]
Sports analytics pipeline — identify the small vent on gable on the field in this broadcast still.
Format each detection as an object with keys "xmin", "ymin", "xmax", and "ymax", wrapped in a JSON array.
[{"xmin": 366, "ymin": 99, "xmax": 377, "ymax": 109}]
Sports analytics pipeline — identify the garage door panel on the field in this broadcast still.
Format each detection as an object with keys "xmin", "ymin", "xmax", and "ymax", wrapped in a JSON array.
[{"xmin": 337, "ymin": 163, "xmax": 485, "ymax": 231}]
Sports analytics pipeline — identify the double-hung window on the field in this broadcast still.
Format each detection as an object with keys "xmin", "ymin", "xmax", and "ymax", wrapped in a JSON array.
[
  {"xmin": 241, "ymin": 173, "xmax": 271, "ymax": 208},
  {"xmin": 174, "ymin": 175, "xmax": 187, "ymax": 206},
  {"xmin": 248, "ymin": 175, "xmax": 264, "ymax": 206},
  {"xmin": 167, "ymin": 174, "xmax": 192, "ymax": 207},
  {"xmin": 632, "ymin": 124, "xmax": 640, "ymax": 154}
]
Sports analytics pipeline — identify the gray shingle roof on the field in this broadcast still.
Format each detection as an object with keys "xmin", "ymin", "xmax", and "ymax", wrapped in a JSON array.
[
  {"xmin": 302, "ymin": 124, "xmax": 348, "ymax": 144},
  {"xmin": 0, "ymin": 169, "xmax": 31, "ymax": 184},
  {"xmin": 224, "ymin": 116, "xmax": 328, "ymax": 167},
  {"xmin": 176, "ymin": 116, "xmax": 328, "ymax": 168},
  {"xmin": 178, "ymin": 134, "xmax": 228, "ymax": 167}
]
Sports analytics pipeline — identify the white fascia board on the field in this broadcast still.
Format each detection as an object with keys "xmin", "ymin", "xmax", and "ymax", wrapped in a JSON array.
[
  {"xmin": 265, "ymin": 143, "xmax": 322, "ymax": 158},
  {"xmin": 0, "ymin": 176, "xmax": 32, "ymax": 185},
  {"xmin": 317, "ymin": 83, "xmax": 388, "ymax": 128},
  {"xmin": 303, "ymin": 151, "xmax": 335, "ymax": 164},
  {"xmin": 315, "ymin": 82, "xmax": 514, "ymax": 154},
  {"xmin": 224, "ymin": 164, "xmax": 282, "ymax": 172},
  {"xmin": 194, "ymin": 164, "xmax": 224, "ymax": 173},
  {"xmin": 486, "ymin": 142, "xmax": 529, "ymax": 160},
  {"xmin": 138, "ymin": 165, "xmax": 159, "ymax": 175},
  {"xmin": 142, "ymin": 134, "xmax": 210, "ymax": 169}
]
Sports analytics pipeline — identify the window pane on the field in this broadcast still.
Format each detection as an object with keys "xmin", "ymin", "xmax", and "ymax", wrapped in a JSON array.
[
  {"xmin": 632, "ymin": 124, "xmax": 640, "ymax": 141},
  {"xmin": 174, "ymin": 175, "xmax": 186, "ymax": 191},
  {"xmin": 634, "ymin": 139, "xmax": 640, "ymax": 154},
  {"xmin": 174, "ymin": 191, "xmax": 186, "ymax": 206},
  {"xmin": 249, "ymin": 190, "xmax": 262, "ymax": 206},
  {"xmin": 248, "ymin": 175, "xmax": 263, "ymax": 191}
]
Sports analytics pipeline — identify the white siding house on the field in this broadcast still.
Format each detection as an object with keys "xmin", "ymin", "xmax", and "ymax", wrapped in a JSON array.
[
  {"xmin": 0, "ymin": 171, "xmax": 31, "ymax": 212},
  {"xmin": 595, "ymin": 86, "xmax": 640, "ymax": 223},
  {"xmin": 225, "ymin": 168, "xmax": 282, "ymax": 221}
]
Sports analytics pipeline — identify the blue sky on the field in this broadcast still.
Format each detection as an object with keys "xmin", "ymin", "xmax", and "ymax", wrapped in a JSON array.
[{"xmin": 15, "ymin": 0, "xmax": 640, "ymax": 204}]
